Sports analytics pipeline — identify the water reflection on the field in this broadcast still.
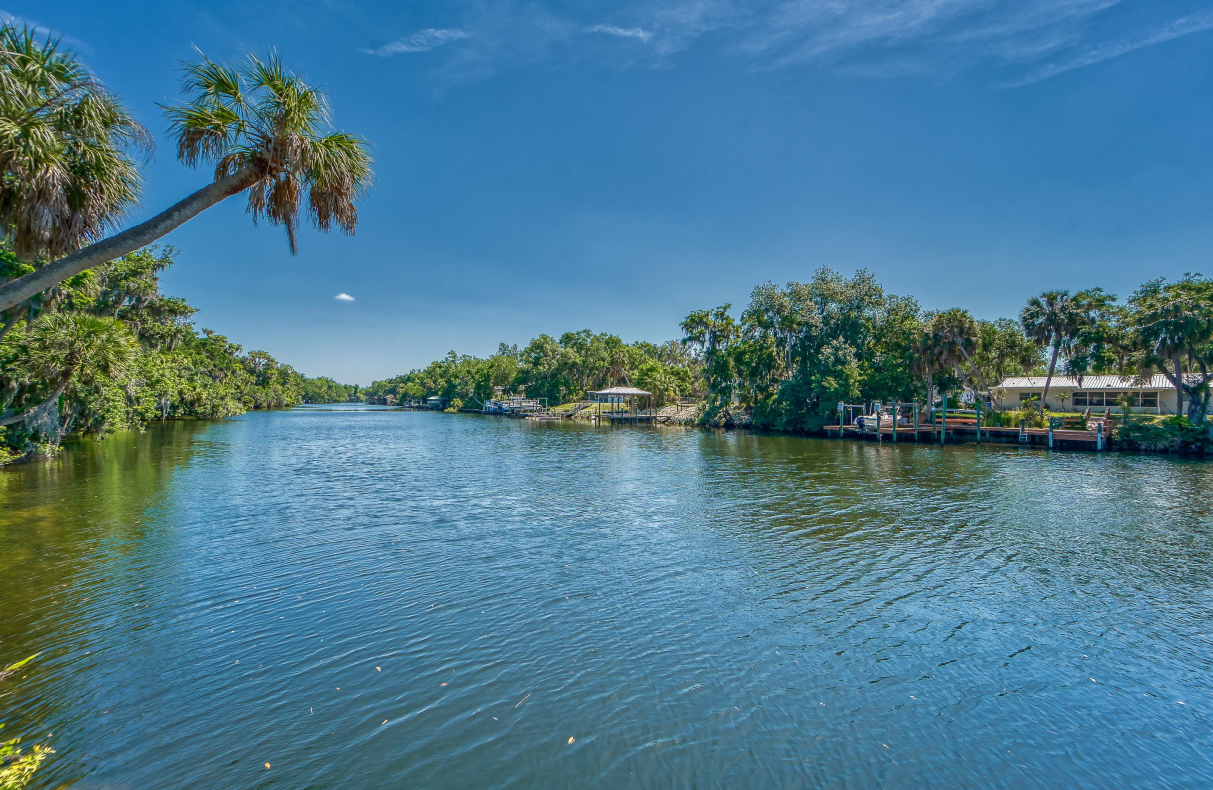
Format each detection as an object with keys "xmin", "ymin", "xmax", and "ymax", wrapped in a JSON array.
[{"xmin": 2, "ymin": 412, "xmax": 1212, "ymax": 788}]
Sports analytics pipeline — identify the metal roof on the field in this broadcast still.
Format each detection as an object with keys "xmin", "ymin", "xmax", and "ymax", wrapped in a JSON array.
[
  {"xmin": 998, "ymin": 375, "xmax": 1187, "ymax": 389},
  {"xmin": 589, "ymin": 387, "xmax": 653, "ymax": 396}
]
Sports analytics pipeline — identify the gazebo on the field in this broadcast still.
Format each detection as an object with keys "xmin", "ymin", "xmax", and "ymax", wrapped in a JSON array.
[{"xmin": 588, "ymin": 386, "xmax": 655, "ymax": 423}]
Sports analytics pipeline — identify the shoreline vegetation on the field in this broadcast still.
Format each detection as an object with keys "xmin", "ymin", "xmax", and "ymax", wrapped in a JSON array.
[
  {"xmin": 364, "ymin": 267, "xmax": 1213, "ymax": 456},
  {"xmin": 0, "ymin": 25, "xmax": 372, "ymax": 476},
  {"xmin": 0, "ymin": 244, "xmax": 360, "ymax": 466}
]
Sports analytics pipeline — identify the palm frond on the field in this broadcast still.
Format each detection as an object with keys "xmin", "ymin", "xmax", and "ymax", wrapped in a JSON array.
[
  {"xmin": 0, "ymin": 23, "xmax": 150, "ymax": 256},
  {"xmin": 178, "ymin": 57, "xmax": 242, "ymax": 104},
  {"xmin": 305, "ymin": 132, "xmax": 373, "ymax": 234},
  {"xmin": 157, "ymin": 48, "xmax": 374, "ymax": 254}
]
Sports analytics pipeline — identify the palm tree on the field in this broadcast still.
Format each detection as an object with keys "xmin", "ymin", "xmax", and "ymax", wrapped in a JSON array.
[
  {"xmin": 681, "ymin": 305, "xmax": 737, "ymax": 409},
  {"xmin": 913, "ymin": 313, "xmax": 945, "ymax": 409},
  {"xmin": 1020, "ymin": 290, "xmax": 1082, "ymax": 413},
  {"xmin": 0, "ymin": 313, "xmax": 133, "ymax": 428},
  {"xmin": 0, "ymin": 47, "xmax": 373, "ymax": 313},
  {"xmin": 0, "ymin": 24, "xmax": 150, "ymax": 260},
  {"xmin": 930, "ymin": 308, "xmax": 998, "ymax": 404}
]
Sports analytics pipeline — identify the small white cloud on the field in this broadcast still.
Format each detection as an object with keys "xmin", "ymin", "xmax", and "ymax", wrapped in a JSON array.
[
  {"xmin": 335, "ymin": 293, "xmax": 355, "ymax": 302},
  {"xmin": 363, "ymin": 28, "xmax": 470, "ymax": 56},
  {"xmin": 586, "ymin": 24, "xmax": 654, "ymax": 43}
]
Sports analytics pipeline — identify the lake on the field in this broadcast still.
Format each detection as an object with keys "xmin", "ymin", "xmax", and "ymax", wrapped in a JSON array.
[{"xmin": 2, "ymin": 407, "xmax": 1212, "ymax": 788}]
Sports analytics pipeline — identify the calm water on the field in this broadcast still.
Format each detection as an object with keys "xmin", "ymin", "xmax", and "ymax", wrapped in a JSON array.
[{"xmin": 2, "ymin": 408, "xmax": 1213, "ymax": 789}]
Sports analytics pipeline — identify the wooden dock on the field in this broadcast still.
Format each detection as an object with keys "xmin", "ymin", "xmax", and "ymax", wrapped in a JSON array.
[{"xmin": 824, "ymin": 423, "xmax": 1106, "ymax": 449}]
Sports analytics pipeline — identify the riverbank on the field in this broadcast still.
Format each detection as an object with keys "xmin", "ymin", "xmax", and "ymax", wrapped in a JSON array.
[
  {"xmin": 5, "ymin": 401, "xmax": 1208, "ymax": 471},
  {"xmin": 467, "ymin": 401, "xmax": 1211, "ymax": 457}
]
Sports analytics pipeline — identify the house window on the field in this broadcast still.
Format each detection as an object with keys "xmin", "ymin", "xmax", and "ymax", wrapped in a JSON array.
[
  {"xmin": 1073, "ymin": 390, "xmax": 1158, "ymax": 409},
  {"xmin": 1020, "ymin": 392, "xmax": 1039, "ymax": 404},
  {"xmin": 1107, "ymin": 392, "xmax": 1143, "ymax": 408}
]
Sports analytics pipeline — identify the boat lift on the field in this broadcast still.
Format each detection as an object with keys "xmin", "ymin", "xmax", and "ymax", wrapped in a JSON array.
[{"xmin": 837, "ymin": 401, "xmax": 923, "ymax": 443}]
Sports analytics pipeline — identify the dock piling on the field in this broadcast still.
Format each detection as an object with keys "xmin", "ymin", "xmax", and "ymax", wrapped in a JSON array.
[{"xmin": 940, "ymin": 398, "xmax": 947, "ymax": 446}]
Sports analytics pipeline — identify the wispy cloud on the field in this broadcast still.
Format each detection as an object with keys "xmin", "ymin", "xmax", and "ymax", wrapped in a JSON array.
[
  {"xmin": 359, "ymin": 1, "xmax": 1213, "ymax": 86},
  {"xmin": 734, "ymin": 0, "xmax": 1121, "ymax": 73},
  {"xmin": 586, "ymin": 24, "xmax": 653, "ymax": 43},
  {"xmin": 0, "ymin": 8, "xmax": 89, "ymax": 49},
  {"xmin": 1005, "ymin": 10, "xmax": 1213, "ymax": 86},
  {"xmin": 363, "ymin": 28, "xmax": 470, "ymax": 56},
  {"xmin": 335, "ymin": 293, "xmax": 355, "ymax": 302}
]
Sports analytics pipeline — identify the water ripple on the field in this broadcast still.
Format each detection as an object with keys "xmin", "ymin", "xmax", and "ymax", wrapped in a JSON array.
[{"xmin": 1, "ymin": 413, "xmax": 1212, "ymax": 788}]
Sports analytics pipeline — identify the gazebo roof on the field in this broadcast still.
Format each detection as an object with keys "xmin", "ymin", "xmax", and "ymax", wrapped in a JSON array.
[{"xmin": 589, "ymin": 387, "xmax": 653, "ymax": 396}]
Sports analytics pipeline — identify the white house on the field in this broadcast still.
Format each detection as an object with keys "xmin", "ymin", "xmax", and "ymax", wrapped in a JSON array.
[{"xmin": 992, "ymin": 375, "xmax": 1189, "ymax": 414}]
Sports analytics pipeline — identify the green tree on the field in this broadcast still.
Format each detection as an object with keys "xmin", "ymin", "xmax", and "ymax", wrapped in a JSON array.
[
  {"xmin": 928, "ymin": 308, "xmax": 1013, "ymax": 405},
  {"xmin": 913, "ymin": 315, "xmax": 944, "ymax": 409},
  {"xmin": 475, "ymin": 353, "xmax": 520, "ymax": 402},
  {"xmin": 1129, "ymin": 275, "xmax": 1213, "ymax": 422},
  {"xmin": 680, "ymin": 305, "xmax": 737, "ymax": 409},
  {"xmin": 302, "ymin": 376, "xmax": 357, "ymax": 403},
  {"xmin": 1065, "ymin": 291, "xmax": 1133, "ymax": 377},
  {"xmin": 972, "ymin": 318, "xmax": 1041, "ymax": 386},
  {"xmin": 865, "ymin": 295, "xmax": 924, "ymax": 405},
  {"xmin": 635, "ymin": 360, "xmax": 691, "ymax": 406},
  {"xmin": 1, "ymin": 313, "xmax": 134, "ymax": 430},
  {"xmin": 517, "ymin": 334, "xmax": 574, "ymax": 404}
]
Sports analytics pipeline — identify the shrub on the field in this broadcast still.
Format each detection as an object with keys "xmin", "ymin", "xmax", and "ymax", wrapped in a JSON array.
[{"xmin": 1116, "ymin": 417, "xmax": 1210, "ymax": 454}]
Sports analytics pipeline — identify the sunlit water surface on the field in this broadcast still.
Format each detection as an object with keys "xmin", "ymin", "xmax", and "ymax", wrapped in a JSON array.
[{"xmin": 2, "ymin": 407, "xmax": 1212, "ymax": 788}]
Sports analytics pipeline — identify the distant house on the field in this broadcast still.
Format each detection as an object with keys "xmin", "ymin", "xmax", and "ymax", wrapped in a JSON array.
[
  {"xmin": 425, "ymin": 396, "xmax": 448, "ymax": 410},
  {"xmin": 992, "ymin": 375, "xmax": 1194, "ymax": 414}
]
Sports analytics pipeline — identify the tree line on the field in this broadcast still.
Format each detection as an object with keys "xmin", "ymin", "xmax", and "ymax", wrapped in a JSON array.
[
  {"xmin": 686, "ymin": 267, "xmax": 1212, "ymax": 428},
  {"xmin": 0, "ymin": 244, "xmax": 357, "ymax": 460},
  {"xmin": 381, "ymin": 266, "xmax": 1213, "ymax": 427},
  {"xmin": 365, "ymin": 333, "xmax": 698, "ymax": 411}
]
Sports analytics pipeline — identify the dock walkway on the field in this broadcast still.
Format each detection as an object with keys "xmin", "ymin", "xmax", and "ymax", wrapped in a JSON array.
[{"xmin": 824, "ymin": 423, "xmax": 1105, "ymax": 449}]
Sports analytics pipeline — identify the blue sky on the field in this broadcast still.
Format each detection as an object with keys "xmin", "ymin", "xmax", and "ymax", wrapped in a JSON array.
[{"xmin": 12, "ymin": 0, "xmax": 1213, "ymax": 384}]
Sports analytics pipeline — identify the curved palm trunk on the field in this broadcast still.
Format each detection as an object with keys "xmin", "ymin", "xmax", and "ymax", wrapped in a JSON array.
[
  {"xmin": 0, "ymin": 167, "xmax": 262, "ymax": 314},
  {"xmin": 0, "ymin": 374, "xmax": 69, "ymax": 427},
  {"xmin": 1040, "ymin": 343, "xmax": 1060, "ymax": 413}
]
